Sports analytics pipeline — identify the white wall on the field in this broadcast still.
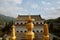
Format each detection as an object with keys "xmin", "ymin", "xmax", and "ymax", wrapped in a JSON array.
[{"xmin": 15, "ymin": 25, "xmax": 44, "ymax": 33}]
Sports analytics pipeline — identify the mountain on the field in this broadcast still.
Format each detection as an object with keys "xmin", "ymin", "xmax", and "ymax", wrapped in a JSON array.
[{"xmin": 0, "ymin": 14, "xmax": 16, "ymax": 25}]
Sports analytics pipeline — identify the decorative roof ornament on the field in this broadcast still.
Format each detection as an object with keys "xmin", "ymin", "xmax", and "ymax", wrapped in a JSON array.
[{"xmin": 27, "ymin": 13, "xmax": 35, "ymax": 22}]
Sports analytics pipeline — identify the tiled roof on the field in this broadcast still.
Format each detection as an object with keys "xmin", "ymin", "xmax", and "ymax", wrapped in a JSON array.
[{"xmin": 16, "ymin": 15, "xmax": 44, "ymax": 21}]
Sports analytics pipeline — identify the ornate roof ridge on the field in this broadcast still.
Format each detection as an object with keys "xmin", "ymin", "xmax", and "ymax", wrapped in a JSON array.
[{"xmin": 18, "ymin": 14, "xmax": 41, "ymax": 16}]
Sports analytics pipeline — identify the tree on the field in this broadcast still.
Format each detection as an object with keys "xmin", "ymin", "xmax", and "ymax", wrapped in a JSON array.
[
  {"xmin": 7, "ymin": 21, "xmax": 14, "ymax": 35},
  {"xmin": 2, "ymin": 37, "xmax": 6, "ymax": 40},
  {"xmin": 2, "ymin": 20, "xmax": 14, "ymax": 35}
]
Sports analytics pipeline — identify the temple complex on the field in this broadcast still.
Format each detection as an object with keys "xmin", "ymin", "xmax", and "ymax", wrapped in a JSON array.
[
  {"xmin": 7, "ymin": 14, "xmax": 60, "ymax": 40},
  {"xmin": 14, "ymin": 15, "xmax": 45, "ymax": 40}
]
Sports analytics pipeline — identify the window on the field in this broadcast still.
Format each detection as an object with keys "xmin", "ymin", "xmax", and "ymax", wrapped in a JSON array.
[
  {"xmin": 36, "ymin": 22, "xmax": 38, "ymax": 24},
  {"xmin": 37, "ymin": 30, "xmax": 39, "ymax": 32},
  {"xmin": 17, "ymin": 23, "xmax": 19, "ymax": 25},
  {"xmin": 17, "ymin": 31, "xmax": 19, "ymax": 32},
  {"xmin": 40, "ymin": 30, "xmax": 43, "ymax": 32},
  {"xmin": 41, "ymin": 22, "xmax": 42, "ymax": 24},
  {"xmin": 20, "ymin": 31, "xmax": 23, "ymax": 32},
  {"xmin": 33, "ymin": 30, "xmax": 35, "ymax": 32},
  {"xmin": 21, "ymin": 23, "xmax": 23, "ymax": 24},
  {"xmin": 25, "ymin": 22, "xmax": 26, "ymax": 24},
  {"xmin": 25, "ymin": 31, "xmax": 27, "ymax": 32}
]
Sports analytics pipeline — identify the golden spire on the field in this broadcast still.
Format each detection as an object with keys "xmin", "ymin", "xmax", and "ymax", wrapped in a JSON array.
[
  {"xmin": 27, "ymin": 13, "xmax": 34, "ymax": 22},
  {"xmin": 25, "ymin": 14, "xmax": 35, "ymax": 40},
  {"xmin": 9, "ymin": 25, "xmax": 16, "ymax": 40},
  {"xmin": 43, "ymin": 23, "xmax": 49, "ymax": 40}
]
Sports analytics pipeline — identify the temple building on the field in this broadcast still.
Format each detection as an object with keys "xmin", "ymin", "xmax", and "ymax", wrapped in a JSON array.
[{"xmin": 14, "ymin": 15, "xmax": 45, "ymax": 40}]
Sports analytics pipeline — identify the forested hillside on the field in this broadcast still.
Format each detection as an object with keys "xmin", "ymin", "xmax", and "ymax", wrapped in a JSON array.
[
  {"xmin": 0, "ymin": 14, "xmax": 15, "ymax": 25},
  {"xmin": 46, "ymin": 17, "xmax": 60, "ymax": 37}
]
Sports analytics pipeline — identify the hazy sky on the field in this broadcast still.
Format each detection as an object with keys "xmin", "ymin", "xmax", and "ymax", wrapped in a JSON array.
[{"xmin": 0, "ymin": 0, "xmax": 60, "ymax": 19}]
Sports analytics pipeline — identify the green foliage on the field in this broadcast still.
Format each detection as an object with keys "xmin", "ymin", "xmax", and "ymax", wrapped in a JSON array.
[
  {"xmin": 46, "ymin": 17, "xmax": 60, "ymax": 23},
  {"xmin": 2, "ymin": 37, "xmax": 6, "ymax": 40},
  {"xmin": 46, "ymin": 17, "xmax": 60, "ymax": 37},
  {"xmin": 0, "ymin": 14, "xmax": 16, "ymax": 37},
  {"xmin": 53, "ymin": 37, "xmax": 60, "ymax": 40},
  {"xmin": 2, "ymin": 21, "xmax": 14, "ymax": 35},
  {"xmin": 0, "ymin": 14, "xmax": 15, "ymax": 25},
  {"xmin": 49, "ymin": 22, "xmax": 53, "ymax": 33},
  {"xmin": 0, "ymin": 31, "xmax": 4, "ymax": 37}
]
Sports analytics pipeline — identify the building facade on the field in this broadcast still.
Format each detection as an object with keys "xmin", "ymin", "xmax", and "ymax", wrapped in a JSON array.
[{"xmin": 14, "ymin": 15, "xmax": 45, "ymax": 40}]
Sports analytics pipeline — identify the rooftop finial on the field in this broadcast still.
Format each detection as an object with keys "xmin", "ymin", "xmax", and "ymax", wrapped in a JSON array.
[
  {"xmin": 28, "ymin": 13, "xmax": 31, "ymax": 18},
  {"xmin": 27, "ymin": 13, "xmax": 35, "ymax": 22}
]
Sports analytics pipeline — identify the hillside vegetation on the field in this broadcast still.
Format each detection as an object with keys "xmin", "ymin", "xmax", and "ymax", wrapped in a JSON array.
[
  {"xmin": 0, "ymin": 14, "xmax": 15, "ymax": 25},
  {"xmin": 46, "ymin": 17, "xmax": 60, "ymax": 37},
  {"xmin": 0, "ymin": 14, "xmax": 15, "ymax": 37}
]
